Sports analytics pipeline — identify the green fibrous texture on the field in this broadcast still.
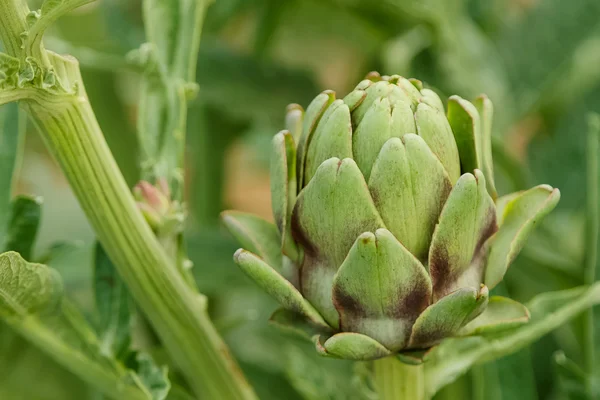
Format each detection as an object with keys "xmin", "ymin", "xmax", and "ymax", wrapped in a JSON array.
[{"xmin": 222, "ymin": 72, "xmax": 561, "ymax": 361}]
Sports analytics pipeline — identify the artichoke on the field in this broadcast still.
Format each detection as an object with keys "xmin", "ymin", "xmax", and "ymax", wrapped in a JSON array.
[{"xmin": 222, "ymin": 72, "xmax": 560, "ymax": 361}]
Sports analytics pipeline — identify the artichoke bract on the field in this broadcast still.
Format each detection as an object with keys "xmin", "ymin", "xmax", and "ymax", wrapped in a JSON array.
[{"xmin": 222, "ymin": 72, "xmax": 560, "ymax": 361}]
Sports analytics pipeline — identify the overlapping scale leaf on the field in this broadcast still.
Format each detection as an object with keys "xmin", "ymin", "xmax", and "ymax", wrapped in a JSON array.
[
  {"xmin": 429, "ymin": 170, "xmax": 497, "ymax": 301},
  {"xmin": 315, "ymin": 332, "xmax": 391, "ymax": 361},
  {"xmin": 291, "ymin": 158, "xmax": 385, "ymax": 327},
  {"xmin": 303, "ymin": 100, "xmax": 353, "ymax": 185},
  {"xmin": 332, "ymin": 229, "xmax": 432, "ymax": 351},
  {"xmin": 368, "ymin": 135, "xmax": 452, "ymax": 260},
  {"xmin": 233, "ymin": 249, "xmax": 328, "ymax": 328},
  {"xmin": 415, "ymin": 103, "xmax": 461, "ymax": 183},
  {"xmin": 352, "ymin": 97, "xmax": 392, "ymax": 181},
  {"xmin": 421, "ymin": 88, "xmax": 445, "ymax": 112},
  {"xmin": 474, "ymin": 95, "xmax": 497, "ymax": 198},
  {"xmin": 221, "ymin": 211, "xmax": 282, "ymax": 271},
  {"xmin": 447, "ymin": 96, "xmax": 482, "ymax": 175},
  {"xmin": 408, "ymin": 286, "xmax": 488, "ymax": 349},
  {"xmin": 296, "ymin": 90, "xmax": 336, "ymax": 190},
  {"xmin": 485, "ymin": 185, "xmax": 560, "ymax": 288},
  {"xmin": 285, "ymin": 104, "xmax": 304, "ymax": 142},
  {"xmin": 270, "ymin": 130, "xmax": 299, "ymax": 261}
]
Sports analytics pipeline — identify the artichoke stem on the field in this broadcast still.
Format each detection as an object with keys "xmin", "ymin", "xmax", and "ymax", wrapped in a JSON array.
[{"xmin": 374, "ymin": 357, "xmax": 427, "ymax": 400}]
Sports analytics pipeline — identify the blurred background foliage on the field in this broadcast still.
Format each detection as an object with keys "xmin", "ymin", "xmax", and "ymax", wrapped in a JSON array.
[{"xmin": 2, "ymin": 0, "xmax": 600, "ymax": 398}]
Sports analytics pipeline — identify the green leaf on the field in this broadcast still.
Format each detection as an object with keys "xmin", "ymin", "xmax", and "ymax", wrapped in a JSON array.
[
  {"xmin": 304, "ymin": 100, "xmax": 353, "ymax": 185},
  {"xmin": 368, "ymin": 134, "xmax": 452, "ymax": 260},
  {"xmin": 233, "ymin": 249, "xmax": 328, "ymax": 328},
  {"xmin": 126, "ymin": 352, "xmax": 171, "ymax": 400},
  {"xmin": 459, "ymin": 296, "xmax": 529, "ymax": 336},
  {"xmin": 415, "ymin": 102, "xmax": 461, "ymax": 183},
  {"xmin": 315, "ymin": 332, "xmax": 391, "ymax": 361},
  {"xmin": 485, "ymin": 185, "xmax": 560, "ymax": 289},
  {"xmin": 0, "ymin": 251, "xmax": 151, "ymax": 400},
  {"xmin": 3, "ymin": 195, "xmax": 42, "ymax": 260},
  {"xmin": 271, "ymin": 130, "xmax": 299, "ymax": 261},
  {"xmin": 332, "ymin": 229, "xmax": 431, "ymax": 351},
  {"xmin": 0, "ymin": 251, "xmax": 62, "ymax": 317},
  {"xmin": 221, "ymin": 211, "xmax": 282, "ymax": 270},
  {"xmin": 0, "ymin": 103, "xmax": 25, "ymax": 241},
  {"xmin": 447, "ymin": 95, "xmax": 482, "ymax": 175},
  {"xmin": 408, "ymin": 286, "xmax": 488, "ymax": 349},
  {"xmin": 429, "ymin": 170, "xmax": 497, "ymax": 300},
  {"xmin": 352, "ymin": 97, "xmax": 392, "ymax": 181},
  {"xmin": 291, "ymin": 157, "xmax": 385, "ymax": 327},
  {"xmin": 423, "ymin": 283, "xmax": 600, "ymax": 397},
  {"xmin": 269, "ymin": 308, "xmax": 332, "ymax": 341},
  {"xmin": 296, "ymin": 90, "xmax": 336, "ymax": 189},
  {"xmin": 473, "ymin": 95, "xmax": 496, "ymax": 198},
  {"xmin": 94, "ymin": 242, "xmax": 131, "ymax": 359}
]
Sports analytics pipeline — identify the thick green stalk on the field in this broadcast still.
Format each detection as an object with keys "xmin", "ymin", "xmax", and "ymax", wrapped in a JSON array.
[
  {"xmin": 583, "ymin": 114, "xmax": 600, "ymax": 398},
  {"xmin": 374, "ymin": 357, "xmax": 427, "ymax": 400},
  {"xmin": 23, "ymin": 88, "xmax": 255, "ymax": 400}
]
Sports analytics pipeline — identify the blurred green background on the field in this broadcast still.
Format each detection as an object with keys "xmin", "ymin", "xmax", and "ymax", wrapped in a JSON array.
[{"xmin": 2, "ymin": 0, "xmax": 600, "ymax": 398}]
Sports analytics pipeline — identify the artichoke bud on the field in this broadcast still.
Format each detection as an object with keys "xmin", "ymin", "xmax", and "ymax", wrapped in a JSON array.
[
  {"xmin": 223, "ymin": 72, "xmax": 560, "ymax": 361},
  {"xmin": 134, "ymin": 179, "xmax": 183, "ymax": 235}
]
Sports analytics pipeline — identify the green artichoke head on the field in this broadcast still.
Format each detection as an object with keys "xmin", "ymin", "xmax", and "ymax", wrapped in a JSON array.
[{"xmin": 222, "ymin": 72, "xmax": 560, "ymax": 361}]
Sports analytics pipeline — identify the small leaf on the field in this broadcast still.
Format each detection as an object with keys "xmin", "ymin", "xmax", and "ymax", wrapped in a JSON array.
[
  {"xmin": 421, "ymin": 89, "xmax": 445, "ymax": 112},
  {"xmin": 485, "ymin": 185, "xmax": 560, "ymax": 289},
  {"xmin": 473, "ymin": 95, "xmax": 496, "ymax": 198},
  {"xmin": 429, "ymin": 170, "xmax": 497, "ymax": 300},
  {"xmin": 94, "ymin": 242, "xmax": 131, "ymax": 359},
  {"xmin": 127, "ymin": 352, "xmax": 171, "ymax": 400},
  {"xmin": 459, "ymin": 296, "xmax": 529, "ymax": 336},
  {"xmin": 447, "ymin": 95, "xmax": 482, "ymax": 175},
  {"xmin": 352, "ymin": 97, "xmax": 392, "ymax": 181},
  {"xmin": 304, "ymin": 100, "xmax": 353, "ymax": 184},
  {"xmin": 408, "ymin": 286, "xmax": 488, "ymax": 349},
  {"xmin": 415, "ymin": 102, "xmax": 461, "ymax": 183},
  {"xmin": 269, "ymin": 308, "xmax": 332, "ymax": 341},
  {"xmin": 296, "ymin": 90, "xmax": 336, "ymax": 189},
  {"xmin": 316, "ymin": 332, "xmax": 391, "ymax": 361},
  {"xmin": 0, "ymin": 251, "xmax": 62, "ymax": 317},
  {"xmin": 234, "ymin": 249, "xmax": 328, "ymax": 328},
  {"xmin": 270, "ymin": 130, "xmax": 299, "ymax": 261},
  {"xmin": 221, "ymin": 211, "xmax": 282, "ymax": 271},
  {"xmin": 3, "ymin": 195, "xmax": 42, "ymax": 260}
]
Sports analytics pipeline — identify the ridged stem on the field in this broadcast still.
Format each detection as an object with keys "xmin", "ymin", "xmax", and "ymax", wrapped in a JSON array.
[
  {"xmin": 374, "ymin": 357, "xmax": 427, "ymax": 400},
  {"xmin": 23, "ymin": 94, "xmax": 255, "ymax": 399}
]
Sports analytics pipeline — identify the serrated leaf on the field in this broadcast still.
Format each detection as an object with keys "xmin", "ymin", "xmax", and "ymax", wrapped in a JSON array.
[
  {"xmin": 94, "ymin": 242, "xmax": 131, "ymax": 359},
  {"xmin": 0, "ymin": 251, "xmax": 62, "ymax": 317},
  {"xmin": 126, "ymin": 352, "xmax": 171, "ymax": 400},
  {"xmin": 0, "ymin": 251, "xmax": 151, "ymax": 400}
]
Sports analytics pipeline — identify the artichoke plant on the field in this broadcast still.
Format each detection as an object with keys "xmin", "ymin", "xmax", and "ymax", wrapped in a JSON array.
[{"xmin": 222, "ymin": 72, "xmax": 560, "ymax": 361}]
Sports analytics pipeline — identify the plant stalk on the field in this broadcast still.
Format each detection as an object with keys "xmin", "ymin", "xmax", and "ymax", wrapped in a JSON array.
[
  {"xmin": 583, "ymin": 114, "xmax": 600, "ymax": 398},
  {"xmin": 23, "ymin": 91, "xmax": 255, "ymax": 400},
  {"xmin": 374, "ymin": 357, "xmax": 427, "ymax": 400}
]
